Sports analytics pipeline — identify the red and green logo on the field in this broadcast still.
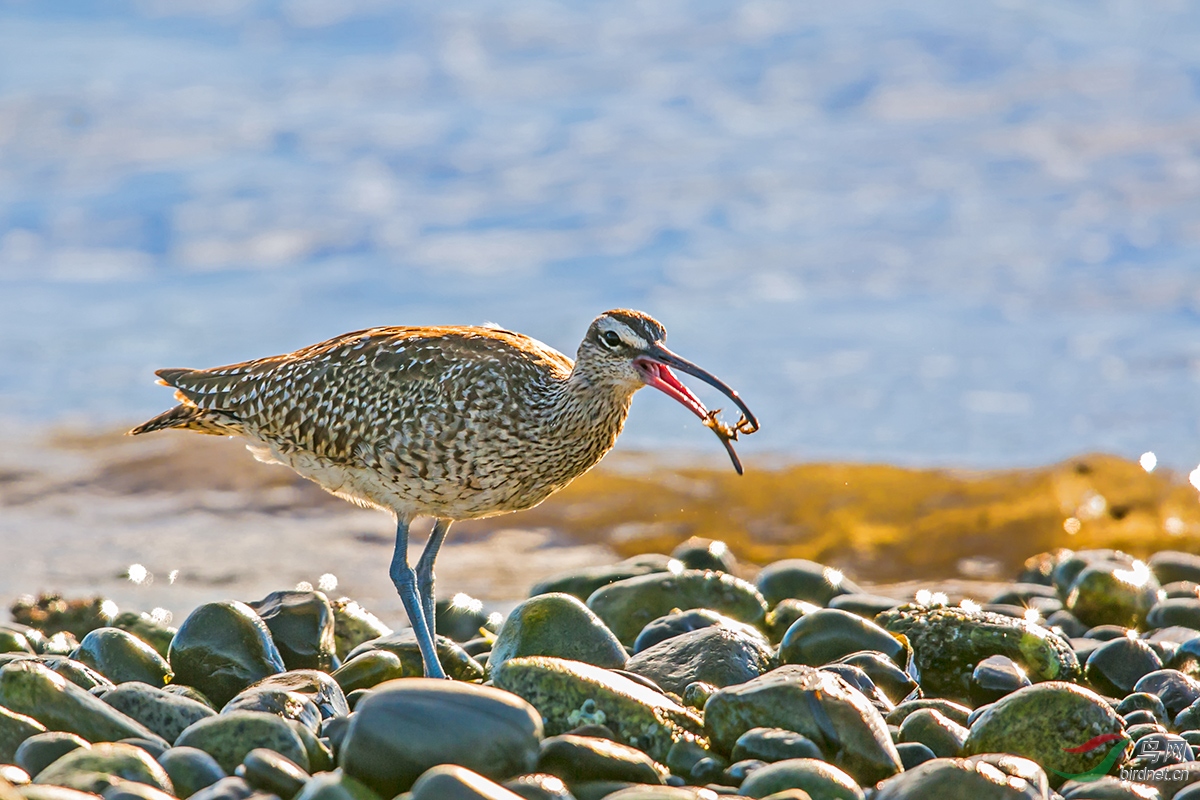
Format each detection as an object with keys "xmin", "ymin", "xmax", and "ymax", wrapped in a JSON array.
[{"xmin": 1049, "ymin": 733, "xmax": 1129, "ymax": 781}]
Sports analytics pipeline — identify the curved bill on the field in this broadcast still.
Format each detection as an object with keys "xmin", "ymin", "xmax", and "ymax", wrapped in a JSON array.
[{"xmin": 632, "ymin": 344, "xmax": 760, "ymax": 475}]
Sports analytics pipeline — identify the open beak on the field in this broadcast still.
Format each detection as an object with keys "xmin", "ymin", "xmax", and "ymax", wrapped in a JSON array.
[{"xmin": 633, "ymin": 344, "xmax": 759, "ymax": 475}]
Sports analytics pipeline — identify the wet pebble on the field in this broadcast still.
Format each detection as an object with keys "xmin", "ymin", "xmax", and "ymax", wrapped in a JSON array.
[
  {"xmin": 886, "ymin": 699, "xmax": 971, "ymax": 728},
  {"xmin": 670, "ymin": 538, "xmax": 738, "ymax": 574},
  {"xmin": 737, "ymin": 758, "xmax": 863, "ymax": 800},
  {"xmin": 329, "ymin": 651, "xmax": 404, "ymax": 694},
  {"xmin": 586, "ymin": 570, "xmax": 767, "ymax": 647},
  {"xmin": 14, "ymin": 732, "xmax": 89, "ymax": 780},
  {"xmin": 894, "ymin": 741, "xmax": 936, "ymax": 771},
  {"xmin": 32, "ymin": 742, "xmax": 174, "ymax": 795},
  {"xmin": 247, "ymin": 592, "xmax": 337, "ymax": 673},
  {"xmin": 408, "ymin": 764, "xmax": 525, "ymax": 800},
  {"xmin": 168, "ymin": 602, "xmax": 286, "ymax": 708},
  {"xmin": 779, "ymin": 609, "xmax": 908, "ymax": 670},
  {"xmin": 0, "ymin": 660, "xmax": 163, "ymax": 746},
  {"xmin": 755, "ymin": 560, "xmax": 863, "ymax": 608},
  {"xmin": 175, "ymin": 710, "xmax": 309, "ymax": 775},
  {"xmin": 625, "ymin": 625, "xmax": 774, "ymax": 695},
  {"xmin": 338, "ymin": 678, "xmax": 542, "ymax": 797},
  {"xmin": 873, "ymin": 753, "xmax": 1049, "ymax": 799},
  {"xmin": 730, "ymin": 728, "xmax": 823, "ymax": 763},
  {"xmin": 1065, "ymin": 560, "xmax": 1163, "ymax": 629},
  {"xmin": 1149, "ymin": 551, "xmax": 1200, "ymax": 586},
  {"xmin": 536, "ymin": 734, "xmax": 666, "ymax": 785},
  {"xmin": 72, "ymin": 629, "xmax": 173, "ymax": 689},
  {"xmin": 97, "ymin": 682, "xmax": 216, "ymax": 743},
  {"xmin": 489, "ymin": 594, "xmax": 627, "ymax": 673},
  {"xmin": 0, "ymin": 705, "xmax": 46, "ymax": 764},
  {"xmin": 290, "ymin": 771, "xmax": 378, "ymax": 800},
  {"xmin": 834, "ymin": 652, "xmax": 918, "ymax": 705},
  {"xmin": 156, "ymin": 747, "xmax": 227, "ymax": 800},
  {"xmin": 970, "ymin": 655, "xmax": 1032, "ymax": 705},
  {"xmin": 235, "ymin": 748, "xmax": 308, "ymax": 799},
  {"xmin": 1085, "ymin": 638, "xmax": 1162, "ymax": 697},
  {"xmin": 632, "ymin": 609, "xmax": 765, "ymax": 655},
  {"xmin": 826, "ymin": 594, "xmax": 900, "ymax": 619},
  {"xmin": 221, "ymin": 688, "xmax": 321, "ymax": 733},
  {"xmin": 897, "ymin": 709, "xmax": 967, "ymax": 758},
  {"xmin": 501, "ymin": 773, "xmax": 576, "ymax": 800},
  {"xmin": 703, "ymin": 664, "xmax": 901, "ymax": 786},
  {"xmin": 530, "ymin": 556, "xmax": 675, "ymax": 603},
  {"xmin": 1132, "ymin": 669, "xmax": 1200, "ymax": 718},
  {"xmin": 344, "ymin": 631, "xmax": 484, "ymax": 681},
  {"xmin": 1147, "ymin": 598, "xmax": 1200, "ymax": 630},
  {"xmin": 110, "ymin": 614, "xmax": 176, "ymax": 662}
]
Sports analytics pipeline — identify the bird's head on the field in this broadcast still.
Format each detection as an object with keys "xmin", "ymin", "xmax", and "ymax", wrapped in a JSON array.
[{"xmin": 579, "ymin": 309, "xmax": 759, "ymax": 473}]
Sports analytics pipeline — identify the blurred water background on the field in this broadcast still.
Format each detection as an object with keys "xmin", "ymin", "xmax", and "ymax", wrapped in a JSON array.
[{"xmin": 3, "ymin": 0, "xmax": 1200, "ymax": 470}]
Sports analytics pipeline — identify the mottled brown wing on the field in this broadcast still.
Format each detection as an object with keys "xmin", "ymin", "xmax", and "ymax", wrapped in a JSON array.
[{"xmin": 155, "ymin": 326, "xmax": 573, "ymax": 465}]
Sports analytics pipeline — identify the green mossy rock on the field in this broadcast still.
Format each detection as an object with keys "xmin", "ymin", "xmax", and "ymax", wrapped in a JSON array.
[
  {"xmin": 876, "ymin": 604, "xmax": 1080, "ymax": 704},
  {"xmin": 33, "ymin": 743, "xmax": 173, "ymax": 794},
  {"xmin": 14, "ymin": 732, "xmax": 88, "ymax": 779},
  {"xmin": 536, "ymin": 734, "xmax": 667, "ymax": 784},
  {"xmin": 73, "ymin": 630, "xmax": 172, "ymax": 688},
  {"xmin": 703, "ymin": 664, "xmax": 901, "ymax": 786},
  {"xmin": 330, "ymin": 651, "xmax": 405, "ymax": 694},
  {"xmin": 962, "ymin": 682, "xmax": 1126, "ymax": 789},
  {"xmin": 111, "ymin": 614, "xmax": 176, "ymax": 661},
  {"xmin": 586, "ymin": 570, "xmax": 768, "ymax": 646},
  {"xmin": 490, "ymin": 594, "xmax": 627, "ymax": 674},
  {"xmin": 0, "ymin": 707, "xmax": 46, "ymax": 764},
  {"xmin": 491, "ymin": 656, "xmax": 704, "ymax": 763},
  {"xmin": 1065, "ymin": 562, "xmax": 1163, "ymax": 629},
  {"xmin": 168, "ymin": 602, "xmax": 285, "ymax": 708},
  {"xmin": 0, "ymin": 661, "xmax": 164, "ymax": 746},
  {"xmin": 328, "ymin": 599, "xmax": 392, "ymax": 663},
  {"xmin": 97, "ymin": 683, "xmax": 215, "ymax": 744},
  {"xmin": 174, "ymin": 710, "xmax": 309, "ymax": 775}
]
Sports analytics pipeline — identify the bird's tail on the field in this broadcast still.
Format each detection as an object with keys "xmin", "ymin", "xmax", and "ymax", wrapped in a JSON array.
[{"xmin": 128, "ymin": 404, "xmax": 232, "ymax": 436}]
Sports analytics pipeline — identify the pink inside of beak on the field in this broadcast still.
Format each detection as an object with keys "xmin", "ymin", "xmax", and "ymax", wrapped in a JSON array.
[{"xmin": 634, "ymin": 358, "xmax": 710, "ymax": 420}]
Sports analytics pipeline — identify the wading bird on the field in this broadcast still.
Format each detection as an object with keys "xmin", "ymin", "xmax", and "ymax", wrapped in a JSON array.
[{"xmin": 131, "ymin": 309, "xmax": 758, "ymax": 678}]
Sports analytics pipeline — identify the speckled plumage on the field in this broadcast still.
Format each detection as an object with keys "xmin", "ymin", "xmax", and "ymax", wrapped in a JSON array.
[
  {"xmin": 132, "ymin": 311, "xmax": 663, "ymax": 521},
  {"xmin": 133, "ymin": 308, "xmax": 752, "ymax": 679}
]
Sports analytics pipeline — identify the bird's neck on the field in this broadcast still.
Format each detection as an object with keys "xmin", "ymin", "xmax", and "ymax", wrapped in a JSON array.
[{"xmin": 542, "ymin": 361, "xmax": 639, "ymax": 476}]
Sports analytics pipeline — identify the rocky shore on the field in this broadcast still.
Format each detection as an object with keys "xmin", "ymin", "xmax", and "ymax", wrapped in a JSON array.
[{"xmin": 1, "ymin": 541, "xmax": 1200, "ymax": 799}]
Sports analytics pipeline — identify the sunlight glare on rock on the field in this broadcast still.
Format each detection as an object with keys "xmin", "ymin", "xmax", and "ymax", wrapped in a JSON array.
[
  {"xmin": 960, "ymin": 598, "xmax": 980, "ymax": 613},
  {"xmin": 1190, "ymin": 465, "xmax": 1200, "ymax": 491},
  {"xmin": 915, "ymin": 589, "xmax": 932, "ymax": 605},
  {"xmin": 296, "ymin": 581, "xmax": 314, "ymax": 591},
  {"xmin": 709, "ymin": 540, "xmax": 727, "ymax": 556},
  {"xmin": 168, "ymin": 569, "xmax": 180, "ymax": 584},
  {"xmin": 150, "ymin": 607, "xmax": 172, "ymax": 625},
  {"xmin": 318, "ymin": 573, "xmax": 337, "ymax": 592},
  {"xmin": 451, "ymin": 592, "xmax": 483, "ymax": 613},
  {"xmin": 100, "ymin": 599, "xmax": 119, "ymax": 620},
  {"xmin": 1113, "ymin": 560, "xmax": 1152, "ymax": 588},
  {"xmin": 1063, "ymin": 517, "xmax": 1082, "ymax": 535},
  {"xmin": 823, "ymin": 567, "xmax": 844, "ymax": 588},
  {"xmin": 127, "ymin": 564, "xmax": 148, "ymax": 585},
  {"xmin": 667, "ymin": 558, "xmax": 685, "ymax": 575},
  {"xmin": 1140, "ymin": 452, "xmax": 1157, "ymax": 472},
  {"xmin": 1023, "ymin": 608, "xmax": 1040, "ymax": 624}
]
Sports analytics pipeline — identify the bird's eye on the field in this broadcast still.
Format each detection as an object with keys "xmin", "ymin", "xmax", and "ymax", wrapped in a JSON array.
[{"xmin": 601, "ymin": 331, "xmax": 622, "ymax": 349}]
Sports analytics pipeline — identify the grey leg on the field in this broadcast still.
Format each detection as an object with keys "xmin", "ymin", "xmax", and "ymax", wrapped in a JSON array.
[
  {"xmin": 388, "ymin": 516, "xmax": 447, "ymax": 679},
  {"xmin": 416, "ymin": 518, "xmax": 452, "ymax": 642}
]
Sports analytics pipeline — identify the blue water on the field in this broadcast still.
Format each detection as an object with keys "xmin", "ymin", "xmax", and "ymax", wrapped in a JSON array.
[{"xmin": 2, "ymin": 1, "xmax": 1200, "ymax": 469}]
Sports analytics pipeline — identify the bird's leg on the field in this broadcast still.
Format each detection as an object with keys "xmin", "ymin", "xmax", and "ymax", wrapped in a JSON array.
[
  {"xmin": 388, "ymin": 516, "xmax": 447, "ymax": 679},
  {"xmin": 416, "ymin": 518, "xmax": 452, "ymax": 642}
]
